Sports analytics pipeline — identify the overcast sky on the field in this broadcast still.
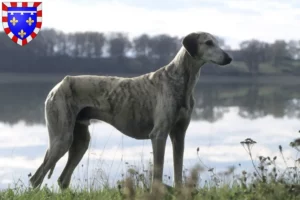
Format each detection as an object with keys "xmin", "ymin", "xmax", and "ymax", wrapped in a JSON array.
[{"xmin": 32, "ymin": 0, "xmax": 300, "ymax": 49}]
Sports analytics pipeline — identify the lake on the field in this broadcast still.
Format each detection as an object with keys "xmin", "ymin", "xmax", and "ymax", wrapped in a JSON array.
[{"xmin": 0, "ymin": 74, "xmax": 299, "ymax": 189}]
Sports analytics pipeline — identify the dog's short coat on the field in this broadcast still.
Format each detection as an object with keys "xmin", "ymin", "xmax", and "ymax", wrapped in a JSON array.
[{"xmin": 30, "ymin": 31, "xmax": 232, "ymax": 190}]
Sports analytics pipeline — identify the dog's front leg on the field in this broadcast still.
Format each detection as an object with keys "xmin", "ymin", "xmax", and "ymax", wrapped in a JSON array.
[
  {"xmin": 149, "ymin": 114, "xmax": 173, "ymax": 191},
  {"xmin": 148, "ymin": 96, "xmax": 176, "ymax": 191},
  {"xmin": 150, "ymin": 130, "xmax": 168, "ymax": 186},
  {"xmin": 169, "ymin": 116, "xmax": 191, "ymax": 189},
  {"xmin": 170, "ymin": 98, "xmax": 194, "ymax": 189}
]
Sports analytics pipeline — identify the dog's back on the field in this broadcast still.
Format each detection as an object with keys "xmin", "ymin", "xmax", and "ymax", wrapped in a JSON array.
[{"xmin": 47, "ymin": 74, "xmax": 165, "ymax": 139}]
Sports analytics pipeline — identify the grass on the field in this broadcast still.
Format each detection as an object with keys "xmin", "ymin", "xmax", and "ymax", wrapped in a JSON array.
[
  {"xmin": 1, "ymin": 133, "xmax": 300, "ymax": 200},
  {"xmin": 259, "ymin": 62, "xmax": 279, "ymax": 74},
  {"xmin": 227, "ymin": 61, "xmax": 248, "ymax": 72}
]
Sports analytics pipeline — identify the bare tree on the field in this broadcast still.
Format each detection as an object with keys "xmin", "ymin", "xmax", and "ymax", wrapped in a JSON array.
[
  {"xmin": 148, "ymin": 34, "xmax": 180, "ymax": 62},
  {"xmin": 240, "ymin": 40, "xmax": 269, "ymax": 75},
  {"xmin": 133, "ymin": 34, "xmax": 151, "ymax": 57},
  {"xmin": 286, "ymin": 40, "xmax": 300, "ymax": 60},
  {"xmin": 108, "ymin": 32, "xmax": 131, "ymax": 58},
  {"xmin": 269, "ymin": 40, "xmax": 289, "ymax": 67}
]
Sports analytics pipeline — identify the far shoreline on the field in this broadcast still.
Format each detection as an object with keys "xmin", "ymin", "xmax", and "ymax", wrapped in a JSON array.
[{"xmin": 0, "ymin": 72, "xmax": 300, "ymax": 85}]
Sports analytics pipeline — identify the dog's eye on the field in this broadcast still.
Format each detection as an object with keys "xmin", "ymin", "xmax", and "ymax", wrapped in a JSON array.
[{"xmin": 205, "ymin": 40, "xmax": 214, "ymax": 46}]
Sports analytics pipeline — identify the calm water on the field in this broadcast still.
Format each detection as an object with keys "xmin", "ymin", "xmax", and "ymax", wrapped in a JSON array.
[{"xmin": 0, "ymin": 75, "xmax": 299, "ymax": 189}]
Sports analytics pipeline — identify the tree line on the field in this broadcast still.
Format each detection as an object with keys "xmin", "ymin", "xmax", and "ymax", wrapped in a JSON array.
[{"xmin": 0, "ymin": 28, "xmax": 299, "ymax": 75}]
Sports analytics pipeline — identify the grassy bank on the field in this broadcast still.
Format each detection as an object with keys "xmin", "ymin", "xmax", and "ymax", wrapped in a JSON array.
[{"xmin": 1, "ymin": 135, "xmax": 300, "ymax": 200}]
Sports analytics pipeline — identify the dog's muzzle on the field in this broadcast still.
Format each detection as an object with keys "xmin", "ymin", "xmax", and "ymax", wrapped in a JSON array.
[{"xmin": 221, "ymin": 52, "xmax": 232, "ymax": 65}]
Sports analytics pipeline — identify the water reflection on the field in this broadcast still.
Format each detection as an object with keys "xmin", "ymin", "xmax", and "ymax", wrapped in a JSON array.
[
  {"xmin": 0, "ymin": 79, "xmax": 299, "ymax": 125},
  {"xmin": 0, "ymin": 77, "xmax": 299, "ymax": 189}
]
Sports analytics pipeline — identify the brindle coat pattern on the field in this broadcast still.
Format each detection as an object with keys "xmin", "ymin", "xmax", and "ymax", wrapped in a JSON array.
[{"xmin": 29, "ymin": 31, "xmax": 232, "ymax": 190}]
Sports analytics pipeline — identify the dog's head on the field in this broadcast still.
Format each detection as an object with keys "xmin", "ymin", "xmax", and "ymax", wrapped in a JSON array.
[{"xmin": 182, "ymin": 32, "xmax": 232, "ymax": 65}]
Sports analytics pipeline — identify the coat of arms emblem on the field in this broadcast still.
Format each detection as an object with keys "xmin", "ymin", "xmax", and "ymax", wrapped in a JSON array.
[{"xmin": 2, "ymin": 2, "xmax": 42, "ymax": 46}]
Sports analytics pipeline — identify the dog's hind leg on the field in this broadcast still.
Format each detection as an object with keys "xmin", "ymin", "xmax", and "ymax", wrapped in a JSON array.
[
  {"xmin": 29, "ymin": 149, "xmax": 50, "ymax": 186},
  {"xmin": 30, "ymin": 111, "xmax": 75, "ymax": 188},
  {"xmin": 57, "ymin": 122, "xmax": 90, "ymax": 189},
  {"xmin": 30, "ymin": 132, "xmax": 73, "ymax": 188}
]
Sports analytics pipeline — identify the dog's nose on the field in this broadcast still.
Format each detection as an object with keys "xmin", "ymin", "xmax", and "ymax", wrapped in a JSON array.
[
  {"xmin": 225, "ymin": 56, "xmax": 232, "ymax": 63},
  {"xmin": 223, "ymin": 53, "xmax": 232, "ymax": 64}
]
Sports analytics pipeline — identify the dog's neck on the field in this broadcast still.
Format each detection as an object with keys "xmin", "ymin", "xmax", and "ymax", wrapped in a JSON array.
[
  {"xmin": 163, "ymin": 47, "xmax": 206, "ymax": 109},
  {"xmin": 165, "ymin": 47, "xmax": 205, "ymax": 78}
]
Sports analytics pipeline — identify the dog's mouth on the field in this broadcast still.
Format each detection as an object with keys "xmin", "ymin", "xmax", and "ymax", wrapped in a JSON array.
[
  {"xmin": 210, "ymin": 60, "xmax": 223, "ymax": 65},
  {"xmin": 211, "ymin": 54, "xmax": 232, "ymax": 66}
]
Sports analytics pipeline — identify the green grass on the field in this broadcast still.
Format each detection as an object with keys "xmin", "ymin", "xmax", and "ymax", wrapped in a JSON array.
[
  {"xmin": 225, "ymin": 60, "xmax": 300, "ymax": 75},
  {"xmin": 1, "ymin": 181, "xmax": 299, "ymax": 200},
  {"xmin": 1, "ymin": 136, "xmax": 300, "ymax": 200},
  {"xmin": 259, "ymin": 62, "xmax": 279, "ymax": 74},
  {"xmin": 227, "ymin": 61, "xmax": 248, "ymax": 72},
  {"xmin": 224, "ymin": 60, "xmax": 298, "ymax": 74}
]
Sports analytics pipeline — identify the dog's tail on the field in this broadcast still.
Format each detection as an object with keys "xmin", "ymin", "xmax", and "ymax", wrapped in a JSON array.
[{"xmin": 47, "ymin": 164, "xmax": 56, "ymax": 179}]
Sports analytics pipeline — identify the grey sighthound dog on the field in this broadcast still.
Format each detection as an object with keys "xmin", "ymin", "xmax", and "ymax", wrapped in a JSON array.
[{"xmin": 30, "ymin": 31, "xmax": 232, "ymax": 190}]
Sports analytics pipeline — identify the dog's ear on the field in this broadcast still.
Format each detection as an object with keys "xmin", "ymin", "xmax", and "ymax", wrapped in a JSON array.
[{"xmin": 182, "ymin": 33, "xmax": 198, "ymax": 57}]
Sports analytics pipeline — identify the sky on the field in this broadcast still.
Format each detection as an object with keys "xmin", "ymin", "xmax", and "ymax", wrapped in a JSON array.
[
  {"xmin": 37, "ymin": 0, "xmax": 300, "ymax": 49},
  {"xmin": 2, "ymin": 0, "xmax": 299, "ymax": 49}
]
